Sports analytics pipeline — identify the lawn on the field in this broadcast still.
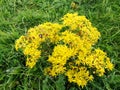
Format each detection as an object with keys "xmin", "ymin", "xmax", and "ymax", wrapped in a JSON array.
[{"xmin": 0, "ymin": 0, "xmax": 120, "ymax": 90}]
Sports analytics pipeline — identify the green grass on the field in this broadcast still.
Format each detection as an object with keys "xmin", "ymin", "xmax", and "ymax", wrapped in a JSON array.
[{"xmin": 0, "ymin": 0, "xmax": 120, "ymax": 90}]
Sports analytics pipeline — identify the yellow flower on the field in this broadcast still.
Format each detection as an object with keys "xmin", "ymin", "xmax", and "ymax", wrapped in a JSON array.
[
  {"xmin": 15, "ymin": 13, "xmax": 113, "ymax": 87},
  {"xmin": 44, "ymin": 65, "xmax": 66, "ymax": 77},
  {"xmin": 71, "ymin": 1, "xmax": 79, "ymax": 9},
  {"xmin": 46, "ymin": 45, "xmax": 74, "ymax": 76},
  {"xmin": 66, "ymin": 66, "xmax": 93, "ymax": 88},
  {"xmin": 105, "ymin": 57, "xmax": 114, "ymax": 70},
  {"xmin": 38, "ymin": 22, "xmax": 62, "ymax": 43},
  {"xmin": 61, "ymin": 13, "xmax": 91, "ymax": 31},
  {"xmin": 60, "ymin": 30, "xmax": 84, "ymax": 55},
  {"xmin": 15, "ymin": 35, "xmax": 28, "ymax": 51},
  {"xmin": 48, "ymin": 45, "xmax": 73, "ymax": 65}
]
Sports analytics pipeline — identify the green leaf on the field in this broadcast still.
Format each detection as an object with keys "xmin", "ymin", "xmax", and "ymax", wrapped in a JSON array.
[
  {"xmin": 109, "ymin": 75, "xmax": 120, "ymax": 84},
  {"xmin": 55, "ymin": 75, "xmax": 65, "ymax": 90},
  {"xmin": 42, "ymin": 76, "xmax": 49, "ymax": 90}
]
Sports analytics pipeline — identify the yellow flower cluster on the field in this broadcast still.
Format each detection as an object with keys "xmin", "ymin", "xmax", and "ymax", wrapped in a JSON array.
[
  {"xmin": 66, "ymin": 66, "xmax": 93, "ymax": 88},
  {"xmin": 15, "ymin": 13, "xmax": 113, "ymax": 87},
  {"xmin": 44, "ymin": 45, "xmax": 73, "ymax": 76},
  {"xmin": 77, "ymin": 48, "xmax": 113, "ymax": 76},
  {"xmin": 15, "ymin": 22, "xmax": 62, "ymax": 68}
]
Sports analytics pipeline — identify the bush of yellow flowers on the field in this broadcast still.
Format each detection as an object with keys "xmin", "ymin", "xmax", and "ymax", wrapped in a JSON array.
[{"xmin": 15, "ymin": 13, "xmax": 113, "ymax": 88}]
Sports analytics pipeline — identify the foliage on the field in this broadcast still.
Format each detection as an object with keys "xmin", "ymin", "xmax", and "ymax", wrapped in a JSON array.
[
  {"xmin": 0, "ymin": 0, "xmax": 120, "ymax": 90},
  {"xmin": 15, "ymin": 13, "xmax": 113, "ymax": 88}
]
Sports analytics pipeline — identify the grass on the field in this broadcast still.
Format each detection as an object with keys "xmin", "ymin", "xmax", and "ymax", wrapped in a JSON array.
[{"xmin": 0, "ymin": 0, "xmax": 120, "ymax": 90}]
